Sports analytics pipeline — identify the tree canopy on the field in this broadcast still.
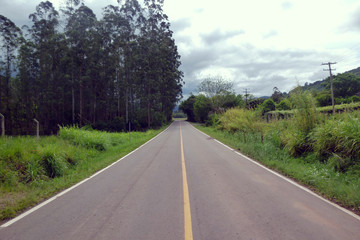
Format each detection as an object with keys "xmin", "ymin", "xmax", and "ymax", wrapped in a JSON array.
[{"xmin": 0, "ymin": 0, "xmax": 183, "ymax": 135}]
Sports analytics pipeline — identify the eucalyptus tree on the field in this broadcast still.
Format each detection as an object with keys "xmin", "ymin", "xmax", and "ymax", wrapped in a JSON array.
[
  {"xmin": 0, "ymin": 15, "xmax": 22, "ymax": 131},
  {"xmin": 120, "ymin": 0, "xmax": 145, "ymax": 126},
  {"xmin": 101, "ymin": 4, "xmax": 132, "ymax": 122},
  {"xmin": 28, "ymin": 1, "xmax": 62, "ymax": 133},
  {"xmin": 137, "ymin": 0, "xmax": 179, "ymax": 127},
  {"xmin": 62, "ymin": 0, "xmax": 83, "ymax": 124},
  {"xmin": 65, "ymin": 4, "xmax": 98, "ymax": 126}
]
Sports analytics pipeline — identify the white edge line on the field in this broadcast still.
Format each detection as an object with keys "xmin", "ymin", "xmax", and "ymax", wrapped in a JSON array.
[
  {"xmin": 189, "ymin": 123, "xmax": 360, "ymax": 222},
  {"xmin": 1, "ymin": 124, "xmax": 171, "ymax": 228}
]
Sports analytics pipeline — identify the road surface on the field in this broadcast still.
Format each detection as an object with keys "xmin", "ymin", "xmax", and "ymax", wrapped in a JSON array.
[{"xmin": 1, "ymin": 121, "xmax": 360, "ymax": 240}]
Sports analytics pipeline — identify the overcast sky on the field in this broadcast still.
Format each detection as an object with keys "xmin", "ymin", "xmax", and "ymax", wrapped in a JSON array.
[{"xmin": 1, "ymin": 0, "xmax": 360, "ymax": 97}]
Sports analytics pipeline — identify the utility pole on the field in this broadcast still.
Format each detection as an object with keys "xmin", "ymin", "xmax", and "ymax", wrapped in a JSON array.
[
  {"xmin": 322, "ymin": 62, "xmax": 337, "ymax": 115},
  {"xmin": 244, "ymin": 88, "xmax": 250, "ymax": 107}
]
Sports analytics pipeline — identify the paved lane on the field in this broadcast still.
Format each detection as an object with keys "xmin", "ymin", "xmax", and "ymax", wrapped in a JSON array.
[{"xmin": 1, "ymin": 121, "xmax": 360, "ymax": 240}]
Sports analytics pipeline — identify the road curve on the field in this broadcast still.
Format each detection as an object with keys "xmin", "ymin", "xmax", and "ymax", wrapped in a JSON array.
[{"xmin": 1, "ymin": 121, "xmax": 360, "ymax": 240}]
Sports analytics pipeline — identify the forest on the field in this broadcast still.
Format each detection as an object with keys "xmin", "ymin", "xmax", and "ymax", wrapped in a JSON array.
[{"xmin": 0, "ymin": 0, "xmax": 183, "ymax": 135}]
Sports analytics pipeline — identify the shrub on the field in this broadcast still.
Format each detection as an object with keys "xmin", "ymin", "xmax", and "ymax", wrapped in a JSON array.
[
  {"xmin": 205, "ymin": 113, "xmax": 220, "ymax": 127},
  {"xmin": 316, "ymin": 92, "xmax": 332, "ymax": 107},
  {"xmin": 276, "ymin": 99, "xmax": 291, "ymax": 111},
  {"xmin": 220, "ymin": 108, "xmax": 263, "ymax": 136},
  {"xmin": 261, "ymin": 99, "xmax": 276, "ymax": 114}
]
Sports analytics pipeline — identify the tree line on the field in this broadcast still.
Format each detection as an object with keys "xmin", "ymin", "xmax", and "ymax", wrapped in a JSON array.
[
  {"xmin": 180, "ymin": 73, "xmax": 360, "ymax": 124},
  {"xmin": 0, "ymin": 0, "xmax": 183, "ymax": 135}
]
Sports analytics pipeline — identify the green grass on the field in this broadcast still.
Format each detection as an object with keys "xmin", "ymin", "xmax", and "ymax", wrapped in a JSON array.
[
  {"xmin": 194, "ymin": 124, "xmax": 360, "ymax": 213},
  {"xmin": 0, "ymin": 126, "xmax": 165, "ymax": 221}
]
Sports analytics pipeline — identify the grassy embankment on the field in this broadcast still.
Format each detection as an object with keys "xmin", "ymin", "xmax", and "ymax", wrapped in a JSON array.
[
  {"xmin": 194, "ymin": 97, "xmax": 360, "ymax": 214},
  {"xmin": 0, "ymin": 126, "xmax": 164, "ymax": 222}
]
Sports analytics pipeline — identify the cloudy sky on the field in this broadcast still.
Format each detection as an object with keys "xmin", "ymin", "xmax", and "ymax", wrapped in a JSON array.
[{"xmin": 1, "ymin": 0, "xmax": 360, "ymax": 97}]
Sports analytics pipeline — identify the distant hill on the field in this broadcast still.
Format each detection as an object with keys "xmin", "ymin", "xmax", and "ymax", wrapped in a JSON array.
[
  {"xmin": 346, "ymin": 66, "xmax": 360, "ymax": 76},
  {"xmin": 300, "ymin": 66, "xmax": 360, "ymax": 93}
]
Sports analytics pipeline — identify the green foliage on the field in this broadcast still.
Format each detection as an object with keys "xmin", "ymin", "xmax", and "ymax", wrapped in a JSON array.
[
  {"xmin": 247, "ymin": 98, "xmax": 265, "ymax": 109},
  {"xmin": 1, "ymin": 0, "xmax": 182, "ymax": 135},
  {"xmin": 41, "ymin": 151, "xmax": 67, "ymax": 178},
  {"xmin": 332, "ymin": 73, "xmax": 360, "ymax": 98},
  {"xmin": 172, "ymin": 111, "xmax": 187, "ymax": 119},
  {"xmin": 315, "ymin": 91, "xmax": 332, "ymax": 107},
  {"xmin": 152, "ymin": 112, "xmax": 166, "ymax": 128},
  {"xmin": 179, "ymin": 95, "xmax": 196, "ymax": 122},
  {"xmin": 290, "ymin": 89, "xmax": 318, "ymax": 134},
  {"xmin": 261, "ymin": 99, "xmax": 276, "ymax": 114},
  {"xmin": 59, "ymin": 126, "xmax": 111, "ymax": 151},
  {"xmin": 271, "ymin": 87, "xmax": 283, "ymax": 103},
  {"xmin": 219, "ymin": 108, "xmax": 261, "ymax": 134},
  {"xmin": 276, "ymin": 99, "xmax": 291, "ymax": 111},
  {"xmin": 205, "ymin": 113, "xmax": 220, "ymax": 127},
  {"xmin": 311, "ymin": 114, "xmax": 360, "ymax": 171},
  {"xmin": 194, "ymin": 95, "xmax": 212, "ymax": 123}
]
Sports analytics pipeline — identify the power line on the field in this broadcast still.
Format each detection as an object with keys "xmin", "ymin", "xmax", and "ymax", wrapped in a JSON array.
[
  {"xmin": 244, "ymin": 88, "xmax": 250, "ymax": 106},
  {"xmin": 322, "ymin": 62, "xmax": 337, "ymax": 115}
]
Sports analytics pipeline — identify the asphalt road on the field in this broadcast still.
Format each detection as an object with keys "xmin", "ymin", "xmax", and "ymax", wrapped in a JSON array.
[{"xmin": 1, "ymin": 121, "xmax": 360, "ymax": 240}]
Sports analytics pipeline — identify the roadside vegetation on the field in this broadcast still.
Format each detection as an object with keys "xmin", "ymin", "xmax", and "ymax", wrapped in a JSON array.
[
  {"xmin": 0, "ymin": 126, "xmax": 164, "ymax": 221},
  {"xmin": 181, "ymin": 74, "xmax": 360, "ymax": 213}
]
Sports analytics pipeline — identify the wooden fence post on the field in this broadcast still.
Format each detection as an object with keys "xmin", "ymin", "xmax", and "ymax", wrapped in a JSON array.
[{"xmin": 34, "ymin": 119, "xmax": 39, "ymax": 139}]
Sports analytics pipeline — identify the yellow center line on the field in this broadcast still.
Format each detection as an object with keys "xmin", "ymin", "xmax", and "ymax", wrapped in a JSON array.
[{"xmin": 180, "ymin": 122, "xmax": 194, "ymax": 240}]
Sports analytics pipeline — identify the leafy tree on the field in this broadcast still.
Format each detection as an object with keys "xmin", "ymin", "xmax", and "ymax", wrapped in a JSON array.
[
  {"xmin": 332, "ymin": 73, "xmax": 360, "ymax": 98},
  {"xmin": 271, "ymin": 87, "xmax": 283, "ymax": 103},
  {"xmin": 315, "ymin": 91, "xmax": 332, "ymax": 107},
  {"xmin": 247, "ymin": 98, "xmax": 264, "ymax": 109},
  {"xmin": 261, "ymin": 98, "xmax": 276, "ymax": 114},
  {"xmin": 197, "ymin": 76, "xmax": 233, "ymax": 98},
  {"xmin": 28, "ymin": 1, "xmax": 62, "ymax": 134},
  {"xmin": 197, "ymin": 76, "xmax": 234, "ymax": 112},
  {"xmin": 0, "ymin": 0, "xmax": 183, "ymax": 134},
  {"xmin": 0, "ymin": 15, "xmax": 22, "ymax": 132},
  {"xmin": 276, "ymin": 99, "xmax": 291, "ymax": 110},
  {"xmin": 194, "ymin": 95, "xmax": 211, "ymax": 123},
  {"xmin": 179, "ymin": 95, "xmax": 196, "ymax": 122}
]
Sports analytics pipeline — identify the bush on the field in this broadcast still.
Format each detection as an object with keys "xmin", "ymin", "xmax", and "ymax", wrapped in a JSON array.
[
  {"xmin": 350, "ymin": 95, "xmax": 360, "ymax": 103},
  {"xmin": 205, "ymin": 113, "xmax": 220, "ymax": 127},
  {"xmin": 261, "ymin": 99, "xmax": 276, "ymax": 114},
  {"xmin": 316, "ymin": 92, "xmax": 332, "ymax": 107},
  {"xmin": 220, "ymin": 108, "xmax": 263, "ymax": 135},
  {"xmin": 276, "ymin": 99, "xmax": 291, "ymax": 110}
]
